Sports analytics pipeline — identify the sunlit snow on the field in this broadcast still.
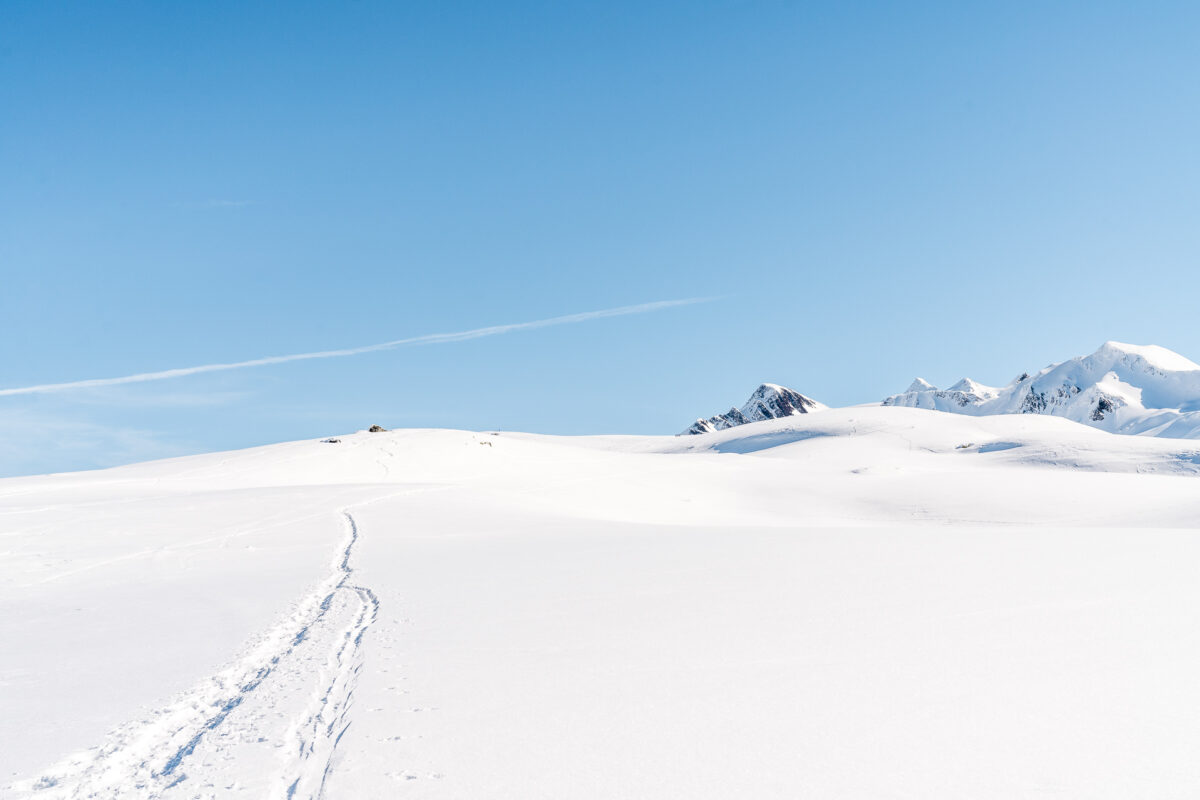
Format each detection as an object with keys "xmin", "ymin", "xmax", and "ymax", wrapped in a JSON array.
[{"xmin": 5, "ymin": 406, "xmax": 1200, "ymax": 798}]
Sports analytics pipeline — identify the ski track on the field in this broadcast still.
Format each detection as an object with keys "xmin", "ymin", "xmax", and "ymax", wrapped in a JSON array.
[
  {"xmin": 270, "ymin": 513, "xmax": 379, "ymax": 800},
  {"xmin": 9, "ymin": 511, "xmax": 379, "ymax": 800}
]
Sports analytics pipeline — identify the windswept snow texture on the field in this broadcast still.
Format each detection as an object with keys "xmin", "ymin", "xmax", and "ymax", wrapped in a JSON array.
[
  {"xmin": 884, "ymin": 340, "xmax": 1200, "ymax": 439},
  {"xmin": 5, "ymin": 409, "xmax": 1200, "ymax": 798},
  {"xmin": 684, "ymin": 382, "xmax": 825, "ymax": 434}
]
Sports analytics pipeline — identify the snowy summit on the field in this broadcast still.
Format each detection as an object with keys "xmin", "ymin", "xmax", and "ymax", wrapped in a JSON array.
[{"xmin": 684, "ymin": 383, "xmax": 825, "ymax": 434}]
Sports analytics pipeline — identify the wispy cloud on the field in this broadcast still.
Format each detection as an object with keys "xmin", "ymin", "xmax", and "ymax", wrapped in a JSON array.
[{"xmin": 0, "ymin": 298, "xmax": 711, "ymax": 398}]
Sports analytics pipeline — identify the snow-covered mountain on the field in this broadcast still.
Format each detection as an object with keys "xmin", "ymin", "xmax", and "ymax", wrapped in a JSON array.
[
  {"xmin": 684, "ymin": 383, "xmax": 825, "ymax": 434},
  {"xmin": 883, "ymin": 341, "xmax": 1200, "ymax": 439}
]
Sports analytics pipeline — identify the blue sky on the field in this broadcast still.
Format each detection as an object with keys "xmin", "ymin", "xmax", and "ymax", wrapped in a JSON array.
[{"xmin": 3, "ymin": 1, "xmax": 1200, "ymax": 476}]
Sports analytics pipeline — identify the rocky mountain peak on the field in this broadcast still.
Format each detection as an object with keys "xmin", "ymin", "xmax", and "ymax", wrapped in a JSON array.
[{"xmin": 683, "ymin": 383, "xmax": 825, "ymax": 435}]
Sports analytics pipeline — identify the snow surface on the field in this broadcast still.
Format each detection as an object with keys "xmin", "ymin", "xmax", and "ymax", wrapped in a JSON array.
[
  {"xmin": 884, "ymin": 341, "xmax": 1200, "ymax": 438},
  {"xmin": 5, "ymin": 409, "xmax": 1200, "ymax": 798}
]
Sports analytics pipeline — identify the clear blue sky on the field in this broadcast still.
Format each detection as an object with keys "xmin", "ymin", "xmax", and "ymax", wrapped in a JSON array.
[{"xmin": 3, "ymin": 1, "xmax": 1200, "ymax": 476}]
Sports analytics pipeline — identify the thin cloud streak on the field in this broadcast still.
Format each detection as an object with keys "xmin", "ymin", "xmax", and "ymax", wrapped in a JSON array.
[{"xmin": 0, "ymin": 298, "xmax": 711, "ymax": 397}]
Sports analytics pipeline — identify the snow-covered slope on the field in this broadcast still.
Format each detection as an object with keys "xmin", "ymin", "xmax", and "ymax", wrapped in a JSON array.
[
  {"xmin": 884, "ymin": 341, "xmax": 1200, "ymax": 439},
  {"xmin": 5, "ymin": 412, "xmax": 1200, "ymax": 798},
  {"xmin": 684, "ymin": 382, "xmax": 825, "ymax": 434}
]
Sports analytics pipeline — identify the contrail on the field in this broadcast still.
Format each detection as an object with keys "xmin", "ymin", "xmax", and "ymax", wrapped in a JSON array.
[{"xmin": 0, "ymin": 298, "xmax": 709, "ymax": 397}]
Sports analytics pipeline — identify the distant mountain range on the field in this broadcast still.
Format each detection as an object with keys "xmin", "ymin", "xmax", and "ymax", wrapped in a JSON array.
[
  {"xmin": 684, "ymin": 342, "xmax": 1200, "ymax": 440},
  {"xmin": 883, "ymin": 341, "xmax": 1200, "ymax": 439}
]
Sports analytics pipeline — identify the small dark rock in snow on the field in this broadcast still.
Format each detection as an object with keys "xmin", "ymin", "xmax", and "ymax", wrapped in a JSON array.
[
  {"xmin": 322, "ymin": 438, "xmax": 342, "ymax": 444},
  {"xmin": 368, "ymin": 425, "xmax": 387, "ymax": 433}
]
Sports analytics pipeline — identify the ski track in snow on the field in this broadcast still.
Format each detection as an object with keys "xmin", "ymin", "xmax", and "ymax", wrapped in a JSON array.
[
  {"xmin": 9, "ymin": 510, "xmax": 380, "ymax": 800},
  {"xmin": 270, "ymin": 513, "xmax": 379, "ymax": 800}
]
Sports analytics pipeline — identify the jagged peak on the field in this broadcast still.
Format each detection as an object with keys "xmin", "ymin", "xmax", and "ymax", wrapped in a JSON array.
[
  {"xmin": 740, "ymin": 384, "xmax": 824, "ymax": 417},
  {"xmin": 905, "ymin": 378, "xmax": 936, "ymax": 393},
  {"xmin": 682, "ymin": 383, "xmax": 824, "ymax": 435},
  {"xmin": 745, "ymin": 382, "xmax": 813, "ymax": 403},
  {"xmin": 946, "ymin": 377, "xmax": 998, "ymax": 396}
]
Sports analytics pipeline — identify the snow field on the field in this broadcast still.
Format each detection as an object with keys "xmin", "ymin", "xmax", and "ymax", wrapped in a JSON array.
[{"xmin": 3, "ymin": 408, "xmax": 1200, "ymax": 797}]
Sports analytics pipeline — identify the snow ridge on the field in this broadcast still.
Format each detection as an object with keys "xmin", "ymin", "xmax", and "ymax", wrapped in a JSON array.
[
  {"xmin": 882, "ymin": 341, "xmax": 1200, "ymax": 439},
  {"xmin": 685, "ymin": 383, "xmax": 825, "ymax": 435}
]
